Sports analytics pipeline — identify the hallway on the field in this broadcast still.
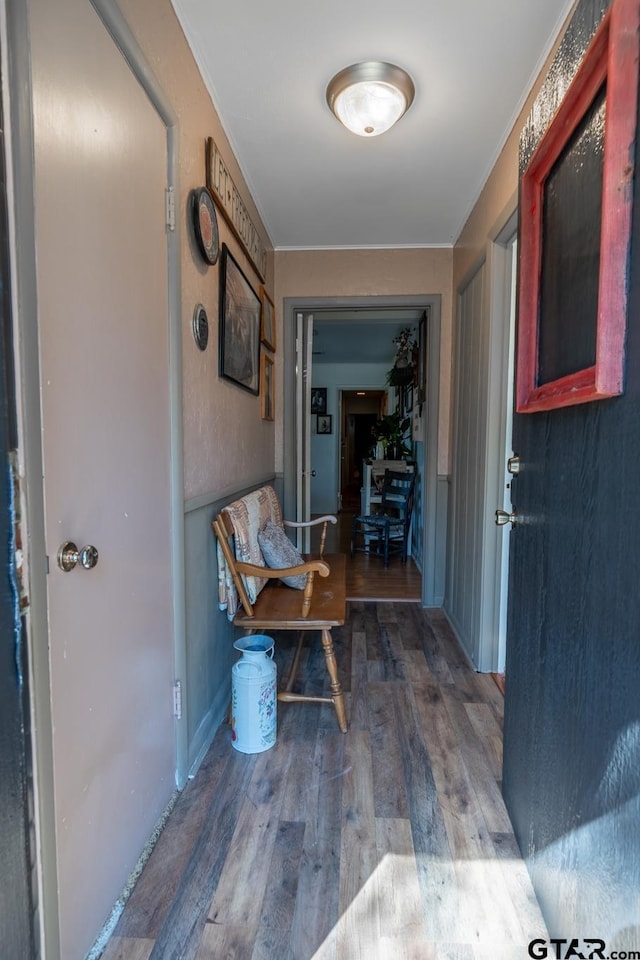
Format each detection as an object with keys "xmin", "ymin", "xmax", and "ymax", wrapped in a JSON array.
[
  {"xmin": 317, "ymin": 509, "xmax": 422, "ymax": 603},
  {"xmin": 102, "ymin": 603, "xmax": 545, "ymax": 959}
]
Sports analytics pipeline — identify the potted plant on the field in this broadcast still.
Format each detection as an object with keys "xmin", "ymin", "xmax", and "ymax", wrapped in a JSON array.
[
  {"xmin": 386, "ymin": 327, "xmax": 416, "ymax": 387},
  {"xmin": 372, "ymin": 410, "xmax": 412, "ymax": 460}
]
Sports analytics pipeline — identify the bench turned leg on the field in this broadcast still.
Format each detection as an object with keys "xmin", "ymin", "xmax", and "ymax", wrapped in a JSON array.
[
  {"xmin": 321, "ymin": 627, "xmax": 348, "ymax": 733},
  {"xmin": 302, "ymin": 571, "xmax": 314, "ymax": 618}
]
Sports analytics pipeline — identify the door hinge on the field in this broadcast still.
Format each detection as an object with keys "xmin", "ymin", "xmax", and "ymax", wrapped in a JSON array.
[
  {"xmin": 165, "ymin": 186, "xmax": 176, "ymax": 232},
  {"xmin": 9, "ymin": 451, "xmax": 29, "ymax": 610},
  {"xmin": 172, "ymin": 679, "xmax": 182, "ymax": 719}
]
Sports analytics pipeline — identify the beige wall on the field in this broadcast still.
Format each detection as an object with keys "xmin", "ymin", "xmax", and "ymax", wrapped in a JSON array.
[
  {"xmin": 275, "ymin": 247, "xmax": 453, "ymax": 474},
  {"xmin": 124, "ymin": 0, "xmax": 275, "ymax": 502},
  {"xmin": 116, "ymin": 0, "xmax": 576, "ymax": 495},
  {"xmin": 113, "ymin": 0, "xmax": 574, "ymax": 491}
]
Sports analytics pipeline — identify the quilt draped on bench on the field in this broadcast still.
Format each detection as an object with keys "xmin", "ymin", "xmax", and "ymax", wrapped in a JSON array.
[{"xmin": 216, "ymin": 485, "xmax": 283, "ymax": 620}]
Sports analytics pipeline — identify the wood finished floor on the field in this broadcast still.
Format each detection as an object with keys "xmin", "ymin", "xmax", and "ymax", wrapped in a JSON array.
[
  {"xmin": 317, "ymin": 509, "xmax": 422, "ymax": 602},
  {"xmin": 102, "ymin": 603, "xmax": 545, "ymax": 960}
]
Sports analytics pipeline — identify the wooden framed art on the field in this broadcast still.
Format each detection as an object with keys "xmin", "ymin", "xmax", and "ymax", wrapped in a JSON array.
[
  {"xmin": 516, "ymin": 0, "xmax": 639, "ymax": 413},
  {"xmin": 405, "ymin": 383, "xmax": 413, "ymax": 414},
  {"xmin": 259, "ymin": 286, "xmax": 276, "ymax": 352},
  {"xmin": 417, "ymin": 311, "xmax": 427, "ymax": 408},
  {"xmin": 261, "ymin": 352, "xmax": 274, "ymax": 421},
  {"xmin": 219, "ymin": 244, "xmax": 261, "ymax": 395}
]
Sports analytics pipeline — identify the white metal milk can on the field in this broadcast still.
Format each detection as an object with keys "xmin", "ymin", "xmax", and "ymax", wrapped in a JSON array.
[{"xmin": 231, "ymin": 635, "xmax": 277, "ymax": 753}]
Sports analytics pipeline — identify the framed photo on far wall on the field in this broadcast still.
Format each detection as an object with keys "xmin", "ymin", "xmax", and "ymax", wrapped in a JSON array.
[
  {"xmin": 317, "ymin": 414, "xmax": 332, "ymax": 435},
  {"xmin": 261, "ymin": 352, "xmax": 274, "ymax": 421},
  {"xmin": 405, "ymin": 383, "xmax": 413, "ymax": 413},
  {"xmin": 219, "ymin": 244, "xmax": 261, "ymax": 395},
  {"xmin": 259, "ymin": 285, "xmax": 276, "ymax": 352},
  {"xmin": 311, "ymin": 388, "xmax": 327, "ymax": 415},
  {"xmin": 417, "ymin": 311, "xmax": 427, "ymax": 407}
]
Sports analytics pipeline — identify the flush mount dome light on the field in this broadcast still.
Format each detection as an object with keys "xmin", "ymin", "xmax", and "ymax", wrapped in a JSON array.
[{"xmin": 326, "ymin": 61, "xmax": 415, "ymax": 137}]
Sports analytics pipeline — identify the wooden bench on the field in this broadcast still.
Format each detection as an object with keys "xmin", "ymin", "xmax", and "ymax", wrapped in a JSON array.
[{"xmin": 212, "ymin": 486, "xmax": 348, "ymax": 733}]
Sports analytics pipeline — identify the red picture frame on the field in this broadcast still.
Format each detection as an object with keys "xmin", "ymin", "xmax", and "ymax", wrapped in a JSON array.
[{"xmin": 516, "ymin": 0, "xmax": 640, "ymax": 413}]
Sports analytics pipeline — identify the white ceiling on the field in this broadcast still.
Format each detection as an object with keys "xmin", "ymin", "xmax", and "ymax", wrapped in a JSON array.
[{"xmin": 171, "ymin": 0, "xmax": 574, "ymax": 250}]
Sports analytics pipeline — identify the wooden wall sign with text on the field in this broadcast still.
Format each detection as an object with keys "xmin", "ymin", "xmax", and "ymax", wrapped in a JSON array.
[{"xmin": 206, "ymin": 137, "xmax": 267, "ymax": 282}]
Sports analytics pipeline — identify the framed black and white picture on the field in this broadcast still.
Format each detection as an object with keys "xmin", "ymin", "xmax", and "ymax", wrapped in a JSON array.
[
  {"xmin": 311, "ymin": 388, "xmax": 327, "ymax": 415},
  {"xmin": 259, "ymin": 285, "xmax": 276, "ymax": 352},
  {"xmin": 219, "ymin": 244, "xmax": 261, "ymax": 395},
  {"xmin": 261, "ymin": 352, "xmax": 274, "ymax": 421},
  {"xmin": 317, "ymin": 414, "xmax": 332, "ymax": 435}
]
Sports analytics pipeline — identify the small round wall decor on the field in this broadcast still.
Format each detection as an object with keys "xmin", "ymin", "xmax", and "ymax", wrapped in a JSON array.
[
  {"xmin": 191, "ymin": 187, "xmax": 219, "ymax": 266},
  {"xmin": 192, "ymin": 303, "xmax": 209, "ymax": 351}
]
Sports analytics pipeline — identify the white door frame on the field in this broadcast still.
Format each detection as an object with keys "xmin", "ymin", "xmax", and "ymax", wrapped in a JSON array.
[
  {"xmin": 4, "ymin": 2, "xmax": 186, "ymax": 956},
  {"xmin": 295, "ymin": 312, "xmax": 314, "ymax": 551},
  {"xmin": 283, "ymin": 294, "xmax": 442, "ymax": 607},
  {"xmin": 449, "ymin": 204, "xmax": 517, "ymax": 672},
  {"xmin": 481, "ymin": 210, "xmax": 518, "ymax": 673}
]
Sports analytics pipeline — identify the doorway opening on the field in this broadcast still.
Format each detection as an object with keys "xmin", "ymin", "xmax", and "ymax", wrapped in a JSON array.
[
  {"xmin": 340, "ymin": 390, "xmax": 387, "ymax": 510},
  {"xmin": 445, "ymin": 212, "xmax": 517, "ymax": 672},
  {"xmin": 283, "ymin": 294, "xmax": 445, "ymax": 608}
]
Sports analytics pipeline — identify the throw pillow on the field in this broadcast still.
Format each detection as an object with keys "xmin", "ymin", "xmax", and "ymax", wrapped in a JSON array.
[{"xmin": 257, "ymin": 519, "xmax": 306, "ymax": 589}]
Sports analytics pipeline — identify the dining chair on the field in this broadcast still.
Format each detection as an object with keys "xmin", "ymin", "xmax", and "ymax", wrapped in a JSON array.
[{"xmin": 350, "ymin": 469, "xmax": 416, "ymax": 567}]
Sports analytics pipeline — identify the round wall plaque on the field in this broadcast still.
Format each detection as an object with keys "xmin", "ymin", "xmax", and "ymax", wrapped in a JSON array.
[
  {"xmin": 192, "ymin": 303, "xmax": 209, "ymax": 351},
  {"xmin": 191, "ymin": 187, "xmax": 219, "ymax": 266}
]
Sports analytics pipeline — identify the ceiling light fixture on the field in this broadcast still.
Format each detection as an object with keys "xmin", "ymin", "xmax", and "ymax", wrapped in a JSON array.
[{"xmin": 326, "ymin": 61, "xmax": 415, "ymax": 138}]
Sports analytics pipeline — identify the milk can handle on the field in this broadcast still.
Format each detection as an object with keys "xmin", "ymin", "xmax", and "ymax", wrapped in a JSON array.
[{"xmin": 235, "ymin": 661, "xmax": 261, "ymax": 676}]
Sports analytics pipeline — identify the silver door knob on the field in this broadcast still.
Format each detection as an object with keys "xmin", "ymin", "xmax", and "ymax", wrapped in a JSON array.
[
  {"xmin": 57, "ymin": 541, "xmax": 99, "ymax": 572},
  {"xmin": 495, "ymin": 510, "xmax": 517, "ymax": 527},
  {"xmin": 507, "ymin": 455, "xmax": 521, "ymax": 475}
]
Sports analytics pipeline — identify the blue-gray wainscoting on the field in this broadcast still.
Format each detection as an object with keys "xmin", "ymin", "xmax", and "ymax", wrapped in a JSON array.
[{"xmin": 183, "ymin": 475, "xmax": 280, "ymax": 776}]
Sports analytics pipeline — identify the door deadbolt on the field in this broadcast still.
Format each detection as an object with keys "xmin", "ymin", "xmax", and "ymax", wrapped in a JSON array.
[
  {"xmin": 57, "ymin": 541, "xmax": 99, "ymax": 572},
  {"xmin": 507, "ymin": 455, "xmax": 521, "ymax": 475}
]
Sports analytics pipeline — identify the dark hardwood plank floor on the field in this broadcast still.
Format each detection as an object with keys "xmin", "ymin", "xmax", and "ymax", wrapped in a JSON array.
[{"xmin": 102, "ymin": 603, "xmax": 545, "ymax": 960}]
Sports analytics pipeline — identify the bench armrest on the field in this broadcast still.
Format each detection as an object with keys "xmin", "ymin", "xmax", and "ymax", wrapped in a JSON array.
[
  {"xmin": 283, "ymin": 515, "xmax": 337, "ymax": 529},
  {"xmin": 236, "ymin": 557, "xmax": 330, "ymax": 619},
  {"xmin": 282, "ymin": 515, "xmax": 337, "ymax": 558},
  {"xmin": 235, "ymin": 559, "xmax": 330, "ymax": 579}
]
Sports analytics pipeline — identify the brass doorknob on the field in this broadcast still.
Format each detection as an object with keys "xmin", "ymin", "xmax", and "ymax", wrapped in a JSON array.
[
  {"xmin": 57, "ymin": 541, "xmax": 99, "ymax": 572},
  {"xmin": 495, "ymin": 509, "xmax": 517, "ymax": 527}
]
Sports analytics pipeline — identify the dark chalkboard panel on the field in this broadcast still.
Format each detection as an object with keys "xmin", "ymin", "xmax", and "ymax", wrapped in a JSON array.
[
  {"xmin": 538, "ymin": 84, "xmax": 605, "ymax": 384},
  {"xmin": 515, "ymin": 0, "xmax": 638, "ymax": 413}
]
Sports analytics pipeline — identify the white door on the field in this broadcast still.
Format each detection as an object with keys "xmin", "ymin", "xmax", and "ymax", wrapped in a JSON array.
[
  {"xmin": 495, "ymin": 234, "xmax": 518, "ymax": 670},
  {"xmin": 31, "ymin": 0, "xmax": 175, "ymax": 956},
  {"xmin": 295, "ymin": 312, "xmax": 314, "ymax": 550},
  {"xmin": 447, "ymin": 223, "xmax": 517, "ymax": 672}
]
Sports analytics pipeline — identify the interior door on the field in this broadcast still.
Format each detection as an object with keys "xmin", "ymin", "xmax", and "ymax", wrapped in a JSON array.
[
  {"xmin": 503, "ymin": 0, "xmax": 640, "ymax": 934},
  {"xmin": 343, "ymin": 411, "xmax": 355, "ymax": 496},
  {"xmin": 31, "ymin": 1, "xmax": 175, "ymax": 956},
  {"xmin": 295, "ymin": 312, "xmax": 313, "ymax": 550},
  {"xmin": 495, "ymin": 234, "xmax": 518, "ymax": 671}
]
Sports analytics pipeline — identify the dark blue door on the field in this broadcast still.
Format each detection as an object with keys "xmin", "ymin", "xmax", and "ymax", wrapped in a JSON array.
[
  {"xmin": 0, "ymin": 59, "xmax": 36, "ymax": 959},
  {"xmin": 503, "ymin": 0, "xmax": 640, "ymax": 945}
]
